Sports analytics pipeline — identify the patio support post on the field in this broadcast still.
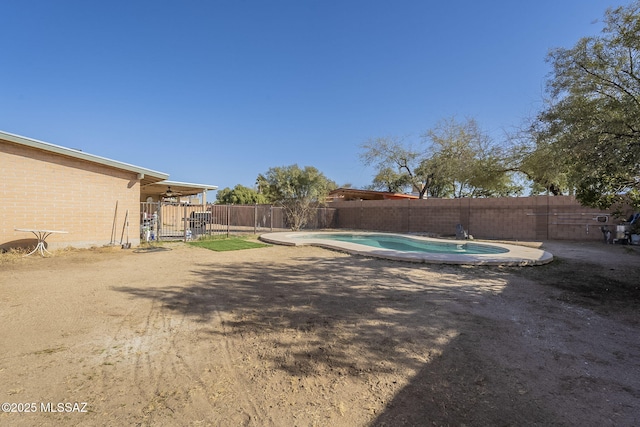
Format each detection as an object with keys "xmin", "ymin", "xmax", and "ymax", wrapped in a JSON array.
[
  {"xmin": 156, "ymin": 201, "xmax": 161, "ymax": 241},
  {"xmin": 183, "ymin": 203, "xmax": 188, "ymax": 242}
]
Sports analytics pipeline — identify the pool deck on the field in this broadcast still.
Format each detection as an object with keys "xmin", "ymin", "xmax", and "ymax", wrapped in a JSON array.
[{"xmin": 259, "ymin": 231, "xmax": 554, "ymax": 266}]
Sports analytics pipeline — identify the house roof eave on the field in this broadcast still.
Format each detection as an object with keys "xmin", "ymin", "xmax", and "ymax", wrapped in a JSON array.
[{"xmin": 0, "ymin": 130, "xmax": 169, "ymax": 184}]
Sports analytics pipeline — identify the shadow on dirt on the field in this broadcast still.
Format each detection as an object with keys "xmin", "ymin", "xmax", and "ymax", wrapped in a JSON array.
[
  {"xmin": 513, "ymin": 256, "xmax": 640, "ymax": 316},
  {"xmin": 114, "ymin": 251, "xmax": 639, "ymax": 425},
  {"xmin": 116, "ymin": 256, "xmax": 498, "ymax": 372}
]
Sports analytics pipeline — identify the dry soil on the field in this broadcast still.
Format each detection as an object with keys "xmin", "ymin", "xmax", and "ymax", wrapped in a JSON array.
[{"xmin": 1, "ymin": 239, "xmax": 639, "ymax": 426}]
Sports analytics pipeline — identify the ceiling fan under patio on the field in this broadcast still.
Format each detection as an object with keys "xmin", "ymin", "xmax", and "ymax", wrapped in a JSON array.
[{"xmin": 161, "ymin": 186, "xmax": 182, "ymax": 198}]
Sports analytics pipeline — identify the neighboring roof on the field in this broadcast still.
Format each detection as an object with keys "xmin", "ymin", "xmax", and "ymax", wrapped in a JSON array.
[
  {"xmin": 142, "ymin": 180, "xmax": 218, "ymax": 198},
  {"xmin": 0, "ymin": 130, "xmax": 169, "ymax": 186},
  {"xmin": 328, "ymin": 188, "xmax": 419, "ymax": 201}
]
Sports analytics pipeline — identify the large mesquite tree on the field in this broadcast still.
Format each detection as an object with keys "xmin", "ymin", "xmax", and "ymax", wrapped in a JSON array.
[{"xmin": 532, "ymin": 2, "xmax": 640, "ymax": 209}]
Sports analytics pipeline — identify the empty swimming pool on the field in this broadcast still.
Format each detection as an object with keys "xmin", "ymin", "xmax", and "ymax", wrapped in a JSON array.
[{"xmin": 259, "ymin": 231, "xmax": 553, "ymax": 266}]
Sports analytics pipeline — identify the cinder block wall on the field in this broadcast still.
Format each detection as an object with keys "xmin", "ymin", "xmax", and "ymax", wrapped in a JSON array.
[
  {"xmin": 332, "ymin": 196, "xmax": 626, "ymax": 241},
  {"xmin": 1, "ymin": 141, "xmax": 141, "ymax": 250}
]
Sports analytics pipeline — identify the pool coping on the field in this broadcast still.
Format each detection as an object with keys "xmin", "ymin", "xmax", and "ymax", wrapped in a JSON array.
[{"xmin": 259, "ymin": 231, "xmax": 554, "ymax": 266}]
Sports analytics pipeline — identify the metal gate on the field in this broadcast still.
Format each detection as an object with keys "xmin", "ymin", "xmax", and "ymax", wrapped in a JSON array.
[{"xmin": 140, "ymin": 202, "xmax": 218, "ymax": 241}]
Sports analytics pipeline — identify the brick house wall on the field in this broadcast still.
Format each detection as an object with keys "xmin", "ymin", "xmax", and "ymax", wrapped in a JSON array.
[
  {"xmin": 1, "ymin": 140, "xmax": 143, "ymax": 250},
  {"xmin": 331, "ymin": 196, "xmax": 627, "ymax": 241}
]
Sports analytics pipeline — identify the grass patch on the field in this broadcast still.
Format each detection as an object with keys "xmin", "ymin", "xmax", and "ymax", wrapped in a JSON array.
[{"xmin": 188, "ymin": 236, "xmax": 269, "ymax": 252}]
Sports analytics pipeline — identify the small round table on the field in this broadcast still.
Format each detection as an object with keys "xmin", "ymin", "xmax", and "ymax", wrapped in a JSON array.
[{"xmin": 14, "ymin": 229, "xmax": 69, "ymax": 257}]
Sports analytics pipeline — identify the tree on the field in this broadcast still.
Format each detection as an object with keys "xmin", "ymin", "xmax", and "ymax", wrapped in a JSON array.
[
  {"xmin": 414, "ymin": 156, "xmax": 455, "ymax": 198},
  {"xmin": 215, "ymin": 184, "xmax": 267, "ymax": 204},
  {"xmin": 512, "ymin": 127, "xmax": 572, "ymax": 196},
  {"xmin": 360, "ymin": 119, "xmax": 521, "ymax": 198},
  {"xmin": 256, "ymin": 165, "xmax": 336, "ymax": 230},
  {"xmin": 359, "ymin": 136, "xmax": 428, "ymax": 198},
  {"xmin": 370, "ymin": 167, "xmax": 411, "ymax": 193},
  {"xmin": 420, "ymin": 117, "xmax": 522, "ymax": 197},
  {"xmin": 533, "ymin": 1, "xmax": 640, "ymax": 209}
]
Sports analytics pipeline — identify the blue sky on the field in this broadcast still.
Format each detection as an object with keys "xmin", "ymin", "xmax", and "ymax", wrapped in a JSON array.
[{"xmin": 1, "ymin": 0, "xmax": 628, "ymax": 197}]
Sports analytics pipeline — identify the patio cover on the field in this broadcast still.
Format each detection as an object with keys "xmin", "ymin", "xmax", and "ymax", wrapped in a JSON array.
[{"xmin": 141, "ymin": 180, "xmax": 218, "ymax": 204}]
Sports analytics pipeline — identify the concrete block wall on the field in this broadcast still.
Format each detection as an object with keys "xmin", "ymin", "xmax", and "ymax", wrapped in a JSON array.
[
  {"xmin": 1, "ymin": 141, "xmax": 141, "ymax": 250},
  {"xmin": 332, "ymin": 196, "xmax": 625, "ymax": 241},
  {"xmin": 408, "ymin": 198, "xmax": 464, "ymax": 236},
  {"xmin": 360, "ymin": 200, "xmax": 410, "ymax": 232}
]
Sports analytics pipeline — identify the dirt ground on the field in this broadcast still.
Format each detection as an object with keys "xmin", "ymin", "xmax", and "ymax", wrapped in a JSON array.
[{"xmin": 1, "ymin": 239, "xmax": 639, "ymax": 426}]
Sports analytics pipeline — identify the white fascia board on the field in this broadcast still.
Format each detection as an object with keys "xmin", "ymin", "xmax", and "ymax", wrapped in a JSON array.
[{"xmin": 160, "ymin": 180, "xmax": 218, "ymax": 191}]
